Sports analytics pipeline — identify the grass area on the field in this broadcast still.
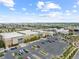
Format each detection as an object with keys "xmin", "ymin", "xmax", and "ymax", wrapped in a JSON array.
[
  {"xmin": 62, "ymin": 45, "xmax": 75, "ymax": 58},
  {"xmin": 17, "ymin": 56, "xmax": 23, "ymax": 59},
  {"xmin": 14, "ymin": 52, "xmax": 23, "ymax": 59},
  {"xmin": 0, "ymin": 52, "xmax": 4, "ymax": 57},
  {"xmin": 59, "ymin": 44, "xmax": 78, "ymax": 59},
  {"xmin": 68, "ymin": 48, "xmax": 78, "ymax": 59}
]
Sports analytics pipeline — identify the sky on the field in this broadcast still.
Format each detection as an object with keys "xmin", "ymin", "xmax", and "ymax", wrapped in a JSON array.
[{"xmin": 0, "ymin": 0, "xmax": 79, "ymax": 23}]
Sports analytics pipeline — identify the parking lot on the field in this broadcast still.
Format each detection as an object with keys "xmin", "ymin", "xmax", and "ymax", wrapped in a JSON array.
[{"xmin": 4, "ymin": 36, "xmax": 68, "ymax": 59}]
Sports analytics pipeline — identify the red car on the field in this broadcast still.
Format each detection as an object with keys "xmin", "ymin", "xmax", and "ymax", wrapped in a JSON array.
[{"xmin": 24, "ymin": 56, "xmax": 31, "ymax": 59}]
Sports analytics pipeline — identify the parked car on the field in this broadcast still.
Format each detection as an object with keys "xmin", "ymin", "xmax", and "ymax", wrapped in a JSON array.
[
  {"xmin": 19, "ymin": 49, "xmax": 24, "ymax": 54},
  {"xmin": 10, "ymin": 47, "xmax": 17, "ymax": 50},
  {"xmin": 46, "ymin": 40, "xmax": 52, "ymax": 43},
  {"xmin": 23, "ymin": 49, "xmax": 29, "ymax": 53},
  {"xmin": 37, "ymin": 45, "xmax": 40, "ymax": 48},
  {"xmin": 41, "ymin": 42, "xmax": 45, "ymax": 44},
  {"xmin": 24, "ymin": 56, "xmax": 31, "ymax": 59}
]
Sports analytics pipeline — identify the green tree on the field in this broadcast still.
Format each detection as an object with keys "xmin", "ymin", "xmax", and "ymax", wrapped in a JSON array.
[
  {"xmin": 0, "ymin": 40, "xmax": 5, "ymax": 48},
  {"xmin": 24, "ymin": 35, "xmax": 40, "ymax": 43}
]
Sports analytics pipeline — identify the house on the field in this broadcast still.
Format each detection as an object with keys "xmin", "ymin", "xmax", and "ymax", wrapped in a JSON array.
[{"xmin": 0, "ymin": 32, "xmax": 24, "ymax": 48}]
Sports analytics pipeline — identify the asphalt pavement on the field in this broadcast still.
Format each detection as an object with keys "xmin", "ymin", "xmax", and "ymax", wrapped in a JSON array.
[{"xmin": 4, "ymin": 36, "xmax": 68, "ymax": 59}]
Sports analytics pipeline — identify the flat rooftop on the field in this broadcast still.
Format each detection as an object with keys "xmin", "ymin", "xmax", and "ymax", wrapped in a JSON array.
[
  {"xmin": 0, "ymin": 32, "xmax": 24, "ymax": 39},
  {"xmin": 18, "ymin": 30, "xmax": 39, "ymax": 35}
]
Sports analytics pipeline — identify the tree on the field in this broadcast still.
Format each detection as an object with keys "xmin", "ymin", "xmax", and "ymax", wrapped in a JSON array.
[
  {"xmin": 0, "ymin": 40, "xmax": 5, "ymax": 48},
  {"xmin": 24, "ymin": 35, "xmax": 40, "ymax": 43}
]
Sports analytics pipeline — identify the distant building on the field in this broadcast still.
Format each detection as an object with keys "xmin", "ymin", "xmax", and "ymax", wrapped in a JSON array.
[
  {"xmin": 0, "ymin": 32, "xmax": 24, "ymax": 48},
  {"xmin": 33, "ymin": 30, "xmax": 54, "ymax": 37},
  {"xmin": 56, "ymin": 28, "xmax": 69, "ymax": 34},
  {"xmin": 18, "ymin": 30, "xmax": 39, "ymax": 36}
]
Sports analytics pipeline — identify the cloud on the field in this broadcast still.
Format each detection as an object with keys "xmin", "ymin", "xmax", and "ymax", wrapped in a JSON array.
[
  {"xmin": 72, "ymin": 10, "xmax": 77, "ymax": 13},
  {"xmin": 47, "ymin": 12, "xmax": 62, "ymax": 17},
  {"xmin": 46, "ymin": 2, "xmax": 61, "ymax": 9},
  {"xmin": 77, "ymin": 1, "xmax": 79, "ymax": 5},
  {"xmin": 0, "ymin": 12, "xmax": 79, "ymax": 23},
  {"xmin": 73, "ymin": 5, "xmax": 77, "ymax": 8},
  {"xmin": 22, "ymin": 8, "xmax": 26, "ymax": 11},
  {"xmin": 65, "ymin": 10, "xmax": 71, "ymax": 15},
  {"xmin": 66, "ymin": 13, "xmax": 71, "ymax": 16},
  {"xmin": 37, "ymin": 1, "xmax": 44, "ymax": 9},
  {"xmin": 9, "ymin": 7, "xmax": 15, "ymax": 11},
  {"xmin": 38, "ymin": 11, "xmax": 62, "ymax": 17},
  {"xmin": 65, "ymin": 10, "xmax": 70, "ymax": 13},
  {"xmin": 65, "ymin": 9, "xmax": 77, "ymax": 16},
  {"xmin": 37, "ymin": 1, "xmax": 61, "ymax": 12},
  {"xmin": 0, "ymin": 0, "xmax": 15, "ymax": 10}
]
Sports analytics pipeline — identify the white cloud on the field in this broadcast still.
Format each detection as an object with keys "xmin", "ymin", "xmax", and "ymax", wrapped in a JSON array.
[
  {"xmin": 66, "ymin": 13, "xmax": 71, "ymax": 16},
  {"xmin": 65, "ymin": 10, "xmax": 70, "ymax": 13},
  {"xmin": 37, "ymin": 1, "xmax": 61, "ymax": 12},
  {"xmin": 73, "ymin": 5, "xmax": 77, "ymax": 8},
  {"xmin": 41, "ymin": 9, "xmax": 48, "ymax": 12},
  {"xmin": 0, "ymin": 13, "xmax": 79, "ymax": 23},
  {"xmin": 47, "ymin": 12, "xmax": 62, "ymax": 17},
  {"xmin": 46, "ymin": 2, "xmax": 61, "ymax": 9},
  {"xmin": 72, "ymin": 10, "xmax": 77, "ymax": 13},
  {"xmin": 77, "ymin": 1, "xmax": 79, "ymax": 5},
  {"xmin": 65, "ymin": 9, "xmax": 77, "ymax": 16},
  {"xmin": 65, "ymin": 10, "xmax": 71, "ymax": 16},
  {"xmin": 0, "ymin": 0, "xmax": 15, "ymax": 10},
  {"xmin": 0, "ymin": 9, "xmax": 79, "ymax": 23},
  {"xmin": 22, "ymin": 8, "xmax": 26, "ymax": 11},
  {"xmin": 37, "ymin": 1, "xmax": 45, "ymax": 9},
  {"xmin": 9, "ymin": 7, "xmax": 15, "ymax": 11},
  {"xmin": 47, "ymin": 12, "xmax": 64, "ymax": 20}
]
